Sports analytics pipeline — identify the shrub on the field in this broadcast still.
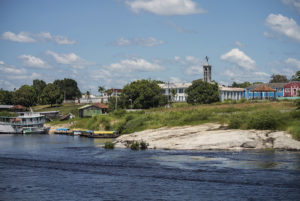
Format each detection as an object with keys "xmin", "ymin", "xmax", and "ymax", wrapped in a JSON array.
[
  {"xmin": 140, "ymin": 140, "xmax": 149, "ymax": 150},
  {"xmin": 104, "ymin": 141, "xmax": 115, "ymax": 149},
  {"xmin": 228, "ymin": 114, "xmax": 244, "ymax": 129},
  {"xmin": 247, "ymin": 110, "xmax": 280, "ymax": 130},
  {"xmin": 112, "ymin": 109, "xmax": 127, "ymax": 117},
  {"xmin": 130, "ymin": 141, "xmax": 140, "ymax": 150}
]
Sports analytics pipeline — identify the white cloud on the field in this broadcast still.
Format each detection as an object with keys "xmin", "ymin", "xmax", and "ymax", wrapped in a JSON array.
[
  {"xmin": 186, "ymin": 65, "xmax": 202, "ymax": 75},
  {"xmin": 223, "ymin": 68, "xmax": 270, "ymax": 83},
  {"xmin": 281, "ymin": 0, "xmax": 300, "ymax": 14},
  {"xmin": 174, "ymin": 55, "xmax": 204, "ymax": 75},
  {"xmin": 166, "ymin": 21, "xmax": 198, "ymax": 34},
  {"xmin": 52, "ymin": 35, "xmax": 77, "ymax": 45},
  {"xmin": 285, "ymin": 57, "xmax": 300, "ymax": 69},
  {"xmin": 169, "ymin": 76, "xmax": 182, "ymax": 83},
  {"xmin": 265, "ymin": 13, "xmax": 300, "ymax": 42},
  {"xmin": 0, "ymin": 61, "xmax": 26, "ymax": 74},
  {"xmin": 112, "ymin": 37, "xmax": 164, "ymax": 47},
  {"xmin": 8, "ymin": 72, "xmax": 40, "ymax": 80},
  {"xmin": 2, "ymin": 31, "xmax": 36, "ymax": 43},
  {"xmin": 126, "ymin": 0, "xmax": 205, "ymax": 16},
  {"xmin": 2, "ymin": 31, "xmax": 76, "ymax": 45},
  {"xmin": 234, "ymin": 41, "xmax": 245, "ymax": 48},
  {"xmin": 106, "ymin": 58, "xmax": 164, "ymax": 72},
  {"xmin": 221, "ymin": 48, "xmax": 256, "ymax": 71},
  {"xmin": 18, "ymin": 54, "xmax": 50, "ymax": 68},
  {"xmin": 46, "ymin": 50, "xmax": 92, "ymax": 69},
  {"xmin": 263, "ymin": 31, "xmax": 276, "ymax": 39}
]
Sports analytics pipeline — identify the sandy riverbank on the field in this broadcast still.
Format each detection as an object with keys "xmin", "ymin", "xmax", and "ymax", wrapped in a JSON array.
[
  {"xmin": 45, "ymin": 123, "xmax": 71, "ymax": 134},
  {"xmin": 115, "ymin": 123, "xmax": 300, "ymax": 150}
]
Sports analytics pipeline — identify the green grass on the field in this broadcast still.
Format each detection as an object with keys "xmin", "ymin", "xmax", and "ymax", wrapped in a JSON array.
[{"xmin": 32, "ymin": 103, "xmax": 82, "ymax": 116}]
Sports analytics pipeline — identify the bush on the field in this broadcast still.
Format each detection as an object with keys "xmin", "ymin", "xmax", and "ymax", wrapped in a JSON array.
[
  {"xmin": 140, "ymin": 140, "xmax": 149, "ymax": 150},
  {"xmin": 228, "ymin": 113, "xmax": 246, "ymax": 129},
  {"xmin": 104, "ymin": 141, "xmax": 115, "ymax": 149},
  {"xmin": 130, "ymin": 141, "xmax": 140, "ymax": 150},
  {"xmin": 247, "ymin": 110, "xmax": 280, "ymax": 130},
  {"xmin": 112, "ymin": 109, "xmax": 127, "ymax": 117}
]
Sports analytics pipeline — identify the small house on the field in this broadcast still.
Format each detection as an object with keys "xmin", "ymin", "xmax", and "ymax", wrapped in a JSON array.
[
  {"xmin": 284, "ymin": 81, "xmax": 300, "ymax": 97},
  {"xmin": 78, "ymin": 103, "xmax": 109, "ymax": 118},
  {"xmin": 245, "ymin": 83, "xmax": 286, "ymax": 99}
]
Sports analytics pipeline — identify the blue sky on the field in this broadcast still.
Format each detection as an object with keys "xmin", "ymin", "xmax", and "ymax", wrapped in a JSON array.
[{"xmin": 1, "ymin": 0, "xmax": 300, "ymax": 94}]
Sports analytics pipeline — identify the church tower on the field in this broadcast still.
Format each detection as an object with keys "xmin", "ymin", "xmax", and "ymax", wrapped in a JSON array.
[{"xmin": 203, "ymin": 56, "xmax": 211, "ymax": 82}]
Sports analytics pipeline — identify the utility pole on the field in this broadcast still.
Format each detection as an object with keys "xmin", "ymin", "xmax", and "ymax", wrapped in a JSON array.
[{"xmin": 115, "ymin": 89, "xmax": 117, "ymax": 111}]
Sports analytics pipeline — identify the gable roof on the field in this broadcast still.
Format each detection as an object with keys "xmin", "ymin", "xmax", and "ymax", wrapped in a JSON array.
[
  {"xmin": 93, "ymin": 103, "xmax": 108, "ymax": 109},
  {"xmin": 250, "ymin": 85, "xmax": 276, "ymax": 92}
]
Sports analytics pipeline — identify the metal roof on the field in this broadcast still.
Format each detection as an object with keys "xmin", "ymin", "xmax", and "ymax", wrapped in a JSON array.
[
  {"xmin": 0, "ymin": 105, "xmax": 13, "ymax": 109},
  {"xmin": 247, "ymin": 83, "xmax": 287, "ymax": 90}
]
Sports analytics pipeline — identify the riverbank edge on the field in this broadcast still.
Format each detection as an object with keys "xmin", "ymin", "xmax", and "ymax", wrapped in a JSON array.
[{"xmin": 114, "ymin": 123, "xmax": 300, "ymax": 151}]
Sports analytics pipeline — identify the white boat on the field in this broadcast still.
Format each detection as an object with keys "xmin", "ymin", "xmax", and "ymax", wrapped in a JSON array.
[{"xmin": 0, "ymin": 112, "xmax": 50, "ymax": 134}]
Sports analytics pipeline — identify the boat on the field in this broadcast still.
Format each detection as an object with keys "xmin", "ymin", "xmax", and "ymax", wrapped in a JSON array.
[
  {"xmin": 86, "ymin": 130, "xmax": 119, "ymax": 138},
  {"xmin": 54, "ymin": 128, "xmax": 73, "ymax": 135},
  {"xmin": 0, "ymin": 112, "xmax": 50, "ymax": 134},
  {"xmin": 23, "ymin": 127, "xmax": 50, "ymax": 134},
  {"xmin": 72, "ymin": 129, "xmax": 83, "ymax": 136}
]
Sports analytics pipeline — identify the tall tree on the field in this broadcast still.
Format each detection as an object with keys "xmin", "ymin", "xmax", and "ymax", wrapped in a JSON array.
[
  {"xmin": 12, "ymin": 85, "xmax": 37, "ymax": 107},
  {"xmin": 269, "ymin": 74, "xmax": 288, "ymax": 83},
  {"xmin": 0, "ymin": 89, "xmax": 14, "ymax": 105},
  {"xmin": 53, "ymin": 78, "xmax": 81, "ymax": 100},
  {"xmin": 291, "ymin": 70, "xmax": 300, "ymax": 81},
  {"xmin": 186, "ymin": 79, "xmax": 219, "ymax": 104},
  {"xmin": 121, "ymin": 79, "xmax": 167, "ymax": 109},
  {"xmin": 32, "ymin": 79, "xmax": 46, "ymax": 104},
  {"xmin": 41, "ymin": 83, "xmax": 63, "ymax": 106}
]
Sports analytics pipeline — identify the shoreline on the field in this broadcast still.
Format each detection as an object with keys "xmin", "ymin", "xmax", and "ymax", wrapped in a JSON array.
[{"xmin": 114, "ymin": 123, "xmax": 300, "ymax": 151}]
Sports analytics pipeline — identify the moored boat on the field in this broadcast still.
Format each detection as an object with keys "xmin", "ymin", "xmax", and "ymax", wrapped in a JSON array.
[
  {"xmin": 87, "ymin": 130, "xmax": 119, "ymax": 138},
  {"xmin": 0, "ymin": 112, "xmax": 50, "ymax": 134}
]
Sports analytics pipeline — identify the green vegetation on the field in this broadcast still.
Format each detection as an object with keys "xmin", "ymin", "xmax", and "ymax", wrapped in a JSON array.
[
  {"xmin": 269, "ymin": 74, "xmax": 289, "ymax": 83},
  {"xmin": 0, "ymin": 78, "xmax": 81, "ymax": 107},
  {"xmin": 104, "ymin": 142, "xmax": 115, "ymax": 149},
  {"xmin": 185, "ymin": 79, "xmax": 219, "ymax": 104},
  {"xmin": 0, "ymin": 111, "xmax": 18, "ymax": 117},
  {"xmin": 33, "ymin": 103, "xmax": 82, "ymax": 117},
  {"xmin": 13, "ymin": 85, "xmax": 37, "ymax": 107},
  {"xmin": 130, "ymin": 141, "xmax": 140, "ymax": 150},
  {"xmin": 128, "ymin": 140, "xmax": 149, "ymax": 150}
]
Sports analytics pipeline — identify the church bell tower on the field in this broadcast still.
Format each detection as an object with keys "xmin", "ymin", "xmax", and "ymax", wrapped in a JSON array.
[{"xmin": 203, "ymin": 56, "xmax": 211, "ymax": 82}]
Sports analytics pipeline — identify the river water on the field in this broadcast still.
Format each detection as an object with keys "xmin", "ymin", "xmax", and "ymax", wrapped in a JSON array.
[{"xmin": 0, "ymin": 134, "xmax": 299, "ymax": 201}]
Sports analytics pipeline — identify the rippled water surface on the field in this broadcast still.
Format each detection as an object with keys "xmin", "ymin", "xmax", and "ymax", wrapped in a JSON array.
[{"xmin": 0, "ymin": 134, "xmax": 300, "ymax": 201}]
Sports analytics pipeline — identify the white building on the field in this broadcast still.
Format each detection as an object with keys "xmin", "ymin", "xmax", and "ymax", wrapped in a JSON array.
[
  {"xmin": 219, "ymin": 86, "xmax": 244, "ymax": 101},
  {"xmin": 159, "ymin": 83, "xmax": 192, "ymax": 102}
]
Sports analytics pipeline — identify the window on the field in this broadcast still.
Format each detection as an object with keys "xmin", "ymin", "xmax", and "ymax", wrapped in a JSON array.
[
  {"xmin": 179, "ymin": 88, "xmax": 184, "ymax": 93},
  {"xmin": 285, "ymin": 88, "xmax": 290, "ymax": 92}
]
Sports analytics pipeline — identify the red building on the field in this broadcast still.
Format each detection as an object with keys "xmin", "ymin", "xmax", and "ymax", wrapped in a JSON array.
[{"xmin": 284, "ymin": 82, "xmax": 300, "ymax": 97}]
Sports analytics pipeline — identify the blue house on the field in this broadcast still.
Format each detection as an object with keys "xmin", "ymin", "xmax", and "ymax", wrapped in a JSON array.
[{"xmin": 244, "ymin": 83, "xmax": 286, "ymax": 99}]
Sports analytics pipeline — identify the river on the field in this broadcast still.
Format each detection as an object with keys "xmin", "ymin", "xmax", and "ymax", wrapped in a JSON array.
[{"xmin": 0, "ymin": 134, "xmax": 299, "ymax": 201}]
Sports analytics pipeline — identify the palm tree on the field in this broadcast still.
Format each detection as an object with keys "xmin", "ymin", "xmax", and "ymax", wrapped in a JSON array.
[{"xmin": 98, "ymin": 86, "xmax": 105, "ymax": 96}]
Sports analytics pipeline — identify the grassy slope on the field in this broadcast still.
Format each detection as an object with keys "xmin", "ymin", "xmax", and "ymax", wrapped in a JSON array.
[{"xmin": 33, "ymin": 101, "xmax": 300, "ymax": 140}]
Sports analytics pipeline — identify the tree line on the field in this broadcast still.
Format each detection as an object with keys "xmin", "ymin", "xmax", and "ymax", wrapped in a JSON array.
[{"xmin": 0, "ymin": 78, "xmax": 81, "ymax": 107}]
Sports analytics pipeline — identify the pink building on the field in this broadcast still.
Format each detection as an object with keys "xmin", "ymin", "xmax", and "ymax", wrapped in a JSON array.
[{"xmin": 284, "ymin": 82, "xmax": 300, "ymax": 97}]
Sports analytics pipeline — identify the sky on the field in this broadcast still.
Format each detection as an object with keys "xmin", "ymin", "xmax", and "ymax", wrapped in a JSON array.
[{"xmin": 0, "ymin": 0, "xmax": 300, "ymax": 94}]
